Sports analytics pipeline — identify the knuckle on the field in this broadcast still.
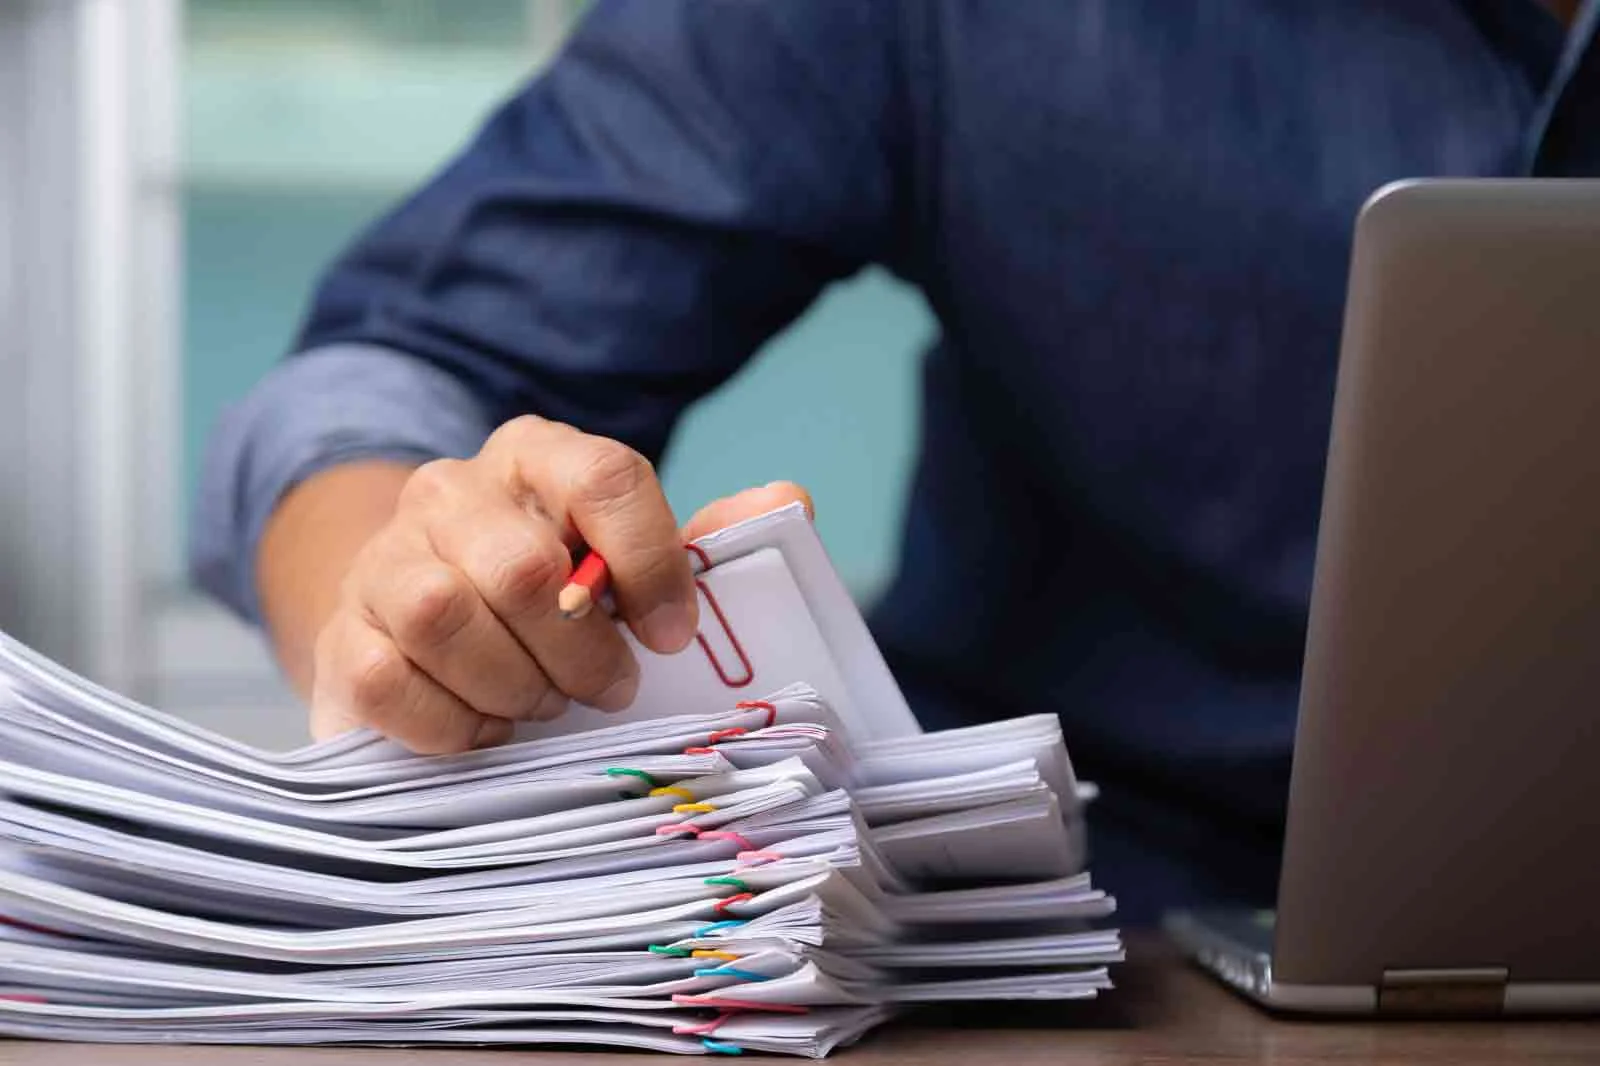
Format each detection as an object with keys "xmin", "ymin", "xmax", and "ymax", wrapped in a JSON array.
[
  {"xmin": 487, "ymin": 415, "xmax": 547, "ymax": 455},
  {"xmin": 346, "ymin": 643, "xmax": 411, "ymax": 717},
  {"xmin": 400, "ymin": 458, "xmax": 466, "ymax": 509},
  {"xmin": 571, "ymin": 439, "xmax": 651, "ymax": 515},
  {"xmin": 484, "ymin": 534, "xmax": 566, "ymax": 616},
  {"xmin": 390, "ymin": 567, "xmax": 475, "ymax": 649}
]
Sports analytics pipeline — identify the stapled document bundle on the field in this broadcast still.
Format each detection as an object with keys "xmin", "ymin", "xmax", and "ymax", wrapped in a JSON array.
[{"xmin": 0, "ymin": 504, "xmax": 1119, "ymax": 1055}]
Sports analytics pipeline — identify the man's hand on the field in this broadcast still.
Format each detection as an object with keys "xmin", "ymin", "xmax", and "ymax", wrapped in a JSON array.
[{"xmin": 257, "ymin": 415, "xmax": 810, "ymax": 754}]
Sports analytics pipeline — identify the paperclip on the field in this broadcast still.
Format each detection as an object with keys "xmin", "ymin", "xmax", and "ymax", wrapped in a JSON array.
[
  {"xmin": 673, "ymin": 993, "xmax": 809, "ymax": 1015},
  {"xmin": 649, "ymin": 786, "xmax": 696, "ymax": 801},
  {"xmin": 605, "ymin": 768, "xmax": 658, "ymax": 789},
  {"xmin": 683, "ymin": 746, "xmax": 716, "ymax": 756},
  {"xmin": 694, "ymin": 967, "xmax": 771, "ymax": 982},
  {"xmin": 704, "ymin": 876, "xmax": 748, "ymax": 891},
  {"xmin": 648, "ymin": 944, "xmax": 691, "ymax": 957},
  {"xmin": 707, "ymin": 727, "xmax": 747, "ymax": 745},
  {"xmin": 735, "ymin": 699, "xmax": 779, "ymax": 728},
  {"xmin": 735, "ymin": 850, "xmax": 783, "ymax": 867},
  {"xmin": 656, "ymin": 823, "xmax": 702, "ymax": 837},
  {"xmin": 672, "ymin": 1013, "xmax": 733, "ymax": 1036},
  {"xmin": 692, "ymin": 950, "xmax": 740, "ymax": 962},
  {"xmin": 685, "ymin": 544, "xmax": 755, "ymax": 688},
  {"xmin": 699, "ymin": 830, "xmax": 755, "ymax": 852},
  {"xmin": 701, "ymin": 1038, "xmax": 743, "ymax": 1055},
  {"xmin": 713, "ymin": 892, "xmax": 753, "ymax": 916},
  {"xmin": 674, "ymin": 802, "xmax": 717, "ymax": 814},
  {"xmin": 693, "ymin": 919, "xmax": 747, "ymax": 937}
]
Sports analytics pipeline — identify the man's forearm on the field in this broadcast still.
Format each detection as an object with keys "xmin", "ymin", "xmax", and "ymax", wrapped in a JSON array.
[
  {"xmin": 258, "ymin": 461, "xmax": 416, "ymax": 699},
  {"xmin": 188, "ymin": 345, "xmax": 497, "ymax": 626}
]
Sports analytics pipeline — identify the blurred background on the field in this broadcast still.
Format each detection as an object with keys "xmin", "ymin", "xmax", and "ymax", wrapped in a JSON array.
[{"xmin": 0, "ymin": 0, "xmax": 929, "ymax": 749}]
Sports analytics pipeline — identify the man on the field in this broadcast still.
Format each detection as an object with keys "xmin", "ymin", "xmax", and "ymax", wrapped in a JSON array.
[{"xmin": 193, "ymin": 1, "xmax": 1593, "ymax": 921}]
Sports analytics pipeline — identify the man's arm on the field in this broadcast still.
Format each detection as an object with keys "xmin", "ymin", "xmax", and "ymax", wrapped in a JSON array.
[
  {"xmin": 190, "ymin": 0, "xmax": 906, "ymax": 750},
  {"xmin": 256, "ymin": 460, "xmax": 413, "ymax": 701}
]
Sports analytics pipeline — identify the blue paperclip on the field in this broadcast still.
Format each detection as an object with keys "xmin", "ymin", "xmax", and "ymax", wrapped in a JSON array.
[
  {"xmin": 693, "ymin": 919, "xmax": 748, "ymax": 937},
  {"xmin": 702, "ymin": 1038, "xmax": 743, "ymax": 1055},
  {"xmin": 693, "ymin": 967, "xmax": 771, "ymax": 982}
]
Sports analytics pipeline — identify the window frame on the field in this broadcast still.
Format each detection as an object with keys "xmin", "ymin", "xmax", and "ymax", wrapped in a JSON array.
[{"xmin": 0, "ymin": 0, "xmax": 179, "ymax": 694}]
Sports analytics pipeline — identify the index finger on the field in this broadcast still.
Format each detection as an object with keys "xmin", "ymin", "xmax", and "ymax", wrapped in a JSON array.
[{"xmin": 485, "ymin": 417, "xmax": 698, "ymax": 655}]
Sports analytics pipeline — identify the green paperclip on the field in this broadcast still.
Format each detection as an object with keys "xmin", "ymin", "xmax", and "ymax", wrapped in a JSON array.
[
  {"xmin": 605, "ymin": 767, "xmax": 659, "ymax": 798},
  {"xmin": 648, "ymin": 944, "xmax": 691, "ymax": 957},
  {"xmin": 703, "ymin": 876, "xmax": 749, "ymax": 892}
]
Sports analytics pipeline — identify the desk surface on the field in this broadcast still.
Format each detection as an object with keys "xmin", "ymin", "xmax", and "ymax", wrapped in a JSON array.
[{"xmin": 2, "ymin": 933, "xmax": 1595, "ymax": 1066}]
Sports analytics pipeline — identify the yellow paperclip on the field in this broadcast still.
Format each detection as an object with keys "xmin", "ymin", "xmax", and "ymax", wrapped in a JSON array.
[
  {"xmin": 649, "ymin": 786, "xmax": 695, "ymax": 801},
  {"xmin": 673, "ymin": 802, "xmax": 717, "ymax": 814},
  {"xmin": 692, "ymin": 950, "xmax": 740, "ymax": 962}
]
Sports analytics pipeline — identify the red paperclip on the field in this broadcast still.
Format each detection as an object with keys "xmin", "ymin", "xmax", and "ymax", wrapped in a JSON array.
[
  {"xmin": 699, "ymin": 830, "xmax": 755, "ymax": 852},
  {"xmin": 707, "ymin": 727, "xmax": 747, "ymax": 744},
  {"xmin": 683, "ymin": 746, "xmax": 716, "ymax": 756},
  {"xmin": 713, "ymin": 892, "xmax": 754, "ymax": 916},
  {"xmin": 686, "ymin": 544, "xmax": 754, "ymax": 688},
  {"xmin": 735, "ymin": 700, "xmax": 778, "ymax": 728},
  {"xmin": 656, "ymin": 824, "xmax": 702, "ymax": 838}
]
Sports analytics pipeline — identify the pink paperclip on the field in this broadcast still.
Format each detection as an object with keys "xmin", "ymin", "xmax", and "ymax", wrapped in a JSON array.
[
  {"xmin": 735, "ymin": 850, "xmax": 783, "ymax": 867},
  {"xmin": 672, "ymin": 1013, "xmax": 735, "ymax": 1036},
  {"xmin": 699, "ymin": 830, "xmax": 755, "ymax": 852},
  {"xmin": 672, "ymin": 994, "xmax": 809, "ymax": 1015}
]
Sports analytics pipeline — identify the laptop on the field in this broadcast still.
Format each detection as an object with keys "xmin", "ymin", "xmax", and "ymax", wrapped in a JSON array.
[{"xmin": 1166, "ymin": 179, "xmax": 1600, "ymax": 1015}]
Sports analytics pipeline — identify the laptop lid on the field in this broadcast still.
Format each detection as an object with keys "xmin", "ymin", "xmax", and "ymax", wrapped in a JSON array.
[{"xmin": 1273, "ymin": 179, "xmax": 1600, "ymax": 1012}]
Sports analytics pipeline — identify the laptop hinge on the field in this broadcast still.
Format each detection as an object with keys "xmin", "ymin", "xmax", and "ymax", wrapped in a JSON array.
[{"xmin": 1379, "ymin": 967, "xmax": 1508, "ymax": 1015}]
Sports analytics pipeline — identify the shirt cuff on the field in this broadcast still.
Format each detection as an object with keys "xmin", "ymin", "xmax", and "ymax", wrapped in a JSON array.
[{"xmin": 189, "ymin": 344, "xmax": 495, "ymax": 624}]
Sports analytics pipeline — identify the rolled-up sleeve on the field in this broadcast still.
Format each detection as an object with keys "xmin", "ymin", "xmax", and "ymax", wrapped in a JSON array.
[
  {"xmin": 188, "ymin": 0, "xmax": 907, "ymax": 624},
  {"xmin": 190, "ymin": 345, "xmax": 495, "ymax": 621}
]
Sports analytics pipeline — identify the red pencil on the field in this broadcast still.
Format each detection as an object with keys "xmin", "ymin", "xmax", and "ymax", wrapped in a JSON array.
[{"xmin": 559, "ymin": 551, "xmax": 610, "ymax": 620}]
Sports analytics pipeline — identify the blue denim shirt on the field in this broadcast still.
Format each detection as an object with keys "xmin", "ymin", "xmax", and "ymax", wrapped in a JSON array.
[{"xmin": 193, "ymin": 0, "xmax": 1600, "ymax": 918}]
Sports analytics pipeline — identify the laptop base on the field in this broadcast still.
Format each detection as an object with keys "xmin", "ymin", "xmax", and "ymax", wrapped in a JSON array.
[{"xmin": 1165, "ymin": 908, "xmax": 1600, "ymax": 1016}]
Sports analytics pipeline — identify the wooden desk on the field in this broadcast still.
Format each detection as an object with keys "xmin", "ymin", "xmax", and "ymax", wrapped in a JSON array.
[{"xmin": 1, "ymin": 933, "xmax": 1595, "ymax": 1065}]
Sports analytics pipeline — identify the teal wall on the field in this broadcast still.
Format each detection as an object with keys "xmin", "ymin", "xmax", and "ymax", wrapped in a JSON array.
[{"xmin": 183, "ymin": 189, "xmax": 933, "ymax": 599}]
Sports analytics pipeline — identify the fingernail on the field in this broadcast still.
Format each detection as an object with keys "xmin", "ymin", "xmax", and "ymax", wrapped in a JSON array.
[
  {"xmin": 530, "ymin": 687, "xmax": 569, "ymax": 722},
  {"xmin": 641, "ymin": 601, "xmax": 697, "ymax": 653},
  {"xmin": 592, "ymin": 668, "xmax": 640, "ymax": 712},
  {"xmin": 472, "ymin": 717, "xmax": 514, "ymax": 749}
]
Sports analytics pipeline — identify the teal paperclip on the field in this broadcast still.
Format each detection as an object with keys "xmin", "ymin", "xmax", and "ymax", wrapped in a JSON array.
[
  {"xmin": 694, "ymin": 967, "xmax": 771, "ymax": 982},
  {"xmin": 702, "ymin": 1039, "xmax": 743, "ymax": 1055},
  {"xmin": 693, "ymin": 919, "xmax": 747, "ymax": 937}
]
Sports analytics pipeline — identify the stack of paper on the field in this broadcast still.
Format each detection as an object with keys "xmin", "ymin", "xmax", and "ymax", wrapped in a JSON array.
[{"xmin": 0, "ymin": 507, "xmax": 1119, "ymax": 1055}]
